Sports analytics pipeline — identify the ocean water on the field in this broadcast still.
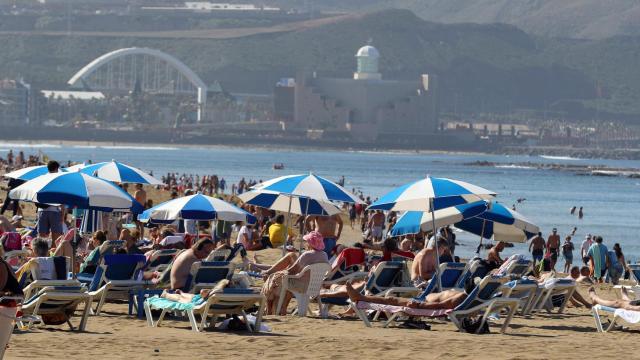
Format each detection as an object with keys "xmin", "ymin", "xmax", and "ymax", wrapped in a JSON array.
[{"xmin": 3, "ymin": 142, "xmax": 640, "ymax": 266}]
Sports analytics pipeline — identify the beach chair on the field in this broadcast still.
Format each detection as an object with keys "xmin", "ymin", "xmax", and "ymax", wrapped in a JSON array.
[
  {"xmin": 144, "ymin": 288, "xmax": 266, "ymax": 332},
  {"xmin": 205, "ymin": 248, "xmax": 232, "ymax": 262},
  {"xmin": 501, "ymin": 278, "xmax": 539, "ymax": 315},
  {"xmin": 353, "ymin": 275, "xmax": 519, "ymax": 333},
  {"xmin": 318, "ymin": 261, "xmax": 410, "ymax": 318},
  {"xmin": 277, "ymin": 262, "xmax": 331, "ymax": 317},
  {"xmin": 501, "ymin": 258, "xmax": 532, "ymax": 277},
  {"xmin": 18, "ymin": 285, "xmax": 91, "ymax": 331},
  {"xmin": 412, "ymin": 262, "xmax": 467, "ymax": 299},
  {"xmin": 324, "ymin": 248, "xmax": 368, "ymax": 285},
  {"xmin": 592, "ymin": 305, "xmax": 640, "ymax": 332},
  {"xmin": 145, "ymin": 249, "xmax": 179, "ymax": 273},
  {"xmin": 529, "ymin": 278, "xmax": 576, "ymax": 314},
  {"xmin": 80, "ymin": 254, "xmax": 147, "ymax": 315},
  {"xmin": 454, "ymin": 259, "xmax": 489, "ymax": 290},
  {"xmin": 184, "ymin": 261, "xmax": 235, "ymax": 293},
  {"xmin": 613, "ymin": 264, "xmax": 640, "ymax": 299}
]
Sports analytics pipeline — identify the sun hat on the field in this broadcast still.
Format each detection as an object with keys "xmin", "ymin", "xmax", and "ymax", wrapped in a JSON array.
[{"xmin": 303, "ymin": 231, "xmax": 325, "ymax": 251}]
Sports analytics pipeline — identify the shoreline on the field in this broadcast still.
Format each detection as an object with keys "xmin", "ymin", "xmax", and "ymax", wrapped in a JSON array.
[{"xmin": 2, "ymin": 138, "xmax": 640, "ymax": 162}]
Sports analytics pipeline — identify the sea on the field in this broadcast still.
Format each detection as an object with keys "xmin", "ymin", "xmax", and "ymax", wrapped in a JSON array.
[{"xmin": 2, "ymin": 142, "xmax": 640, "ymax": 267}]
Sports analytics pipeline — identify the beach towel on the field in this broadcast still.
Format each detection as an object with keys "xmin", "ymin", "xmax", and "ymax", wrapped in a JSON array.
[
  {"xmin": 614, "ymin": 308, "xmax": 640, "ymax": 324},
  {"xmin": 356, "ymin": 301, "xmax": 451, "ymax": 317},
  {"xmin": 1, "ymin": 232, "xmax": 22, "ymax": 251},
  {"xmin": 591, "ymin": 244, "xmax": 604, "ymax": 279},
  {"xmin": 331, "ymin": 248, "xmax": 365, "ymax": 269}
]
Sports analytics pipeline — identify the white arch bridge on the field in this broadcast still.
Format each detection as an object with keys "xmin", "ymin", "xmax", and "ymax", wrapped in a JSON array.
[{"xmin": 68, "ymin": 47, "xmax": 207, "ymax": 122}]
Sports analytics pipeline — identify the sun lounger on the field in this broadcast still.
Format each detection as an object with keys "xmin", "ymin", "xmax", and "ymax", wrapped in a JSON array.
[
  {"xmin": 592, "ymin": 304, "xmax": 640, "ymax": 332},
  {"xmin": 145, "ymin": 249, "xmax": 179, "ymax": 273},
  {"xmin": 144, "ymin": 288, "xmax": 266, "ymax": 332},
  {"xmin": 319, "ymin": 260, "xmax": 409, "ymax": 317},
  {"xmin": 529, "ymin": 278, "xmax": 576, "ymax": 314},
  {"xmin": 324, "ymin": 248, "xmax": 367, "ymax": 285},
  {"xmin": 184, "ymin": 261, "xmax": 235, "ymax": 293},
  {"xmin": 205, "ymin": 248, "xmax": 232, "ymax": 262},
  {"xmin": 277, "ymin": 262, "xmax": 331, "ymax": 317},
  {"xmin": 18, "ymin": 285, "xmax": 91, "ymax": 331},
  {"xmin": 79, "ymin": 254, "xmax": 147, "ymax": 315},
  {"xmin": 354, "ymin": 275, "xmax": 518, "ymax": 332},
  {"xmin": 500, "ymin": 278, "xmax": 539, "ymax": 315},
  {"xmin": 455, "ymin": 259, "xmax": 489, "ymax": 290}
]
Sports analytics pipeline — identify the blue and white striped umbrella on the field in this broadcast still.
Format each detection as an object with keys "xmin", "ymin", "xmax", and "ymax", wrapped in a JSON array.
[
  {"xmin": 138, "ymin": 194, "xmax": 256, "ymax": 224},
  {"xmin": 238, "ymin": 190, "xmax": 341, "ymax": 216},
  {"xmin": 4, "ymin": 165, "xmax": 66, "ymax": 181},
  {"xmin": 455, "ymin": 202, "xmax": 539, "ymax": 243},
  {"xmin": 252, "ymin": 173, "xmax": 363, "ymax": 204},
  {"xmin": 9, "ymin": 172, "xmax": 142, "ymax": 212},
  {"xmin": 391, "ymin": 201, "xmax": 489, "ymax": 237},
  {"xmin": 368, "ymin": 176, "xmax": 496, "ymax": 212},
  {"xmin": 80, "ymin": 160, "xmax": 163, "ymax": 185}
]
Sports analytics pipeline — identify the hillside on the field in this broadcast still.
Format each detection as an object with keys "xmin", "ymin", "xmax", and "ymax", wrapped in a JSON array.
[
  {"xmin": 0, "ymin": 9, "xmax": 638, "ymax": 120},
  {"xmin": 270, "ymin": 0, "xmax": 640, "ymax": 40}
]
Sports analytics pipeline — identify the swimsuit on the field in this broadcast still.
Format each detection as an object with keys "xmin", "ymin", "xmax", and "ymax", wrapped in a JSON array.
[
  {"xmin": 323, "ymin": 237, "xmax": 337, "ymax": 257},
  {"xmin": 532, "ymin": 249, "xmax": 544, "ymax": 261}
]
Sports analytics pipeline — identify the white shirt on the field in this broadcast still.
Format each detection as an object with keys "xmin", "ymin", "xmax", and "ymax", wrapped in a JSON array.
[{"xmin": 236, "ymin": 225, "xmax": 252, "ymax": 247}]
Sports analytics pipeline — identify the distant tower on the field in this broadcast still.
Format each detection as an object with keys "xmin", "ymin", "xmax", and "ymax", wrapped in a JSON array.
[{"xmin": 354, "ymin": 45, "xmax": 381, "ymax": 80}]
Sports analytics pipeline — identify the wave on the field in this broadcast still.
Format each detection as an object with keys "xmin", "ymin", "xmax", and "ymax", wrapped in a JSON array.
[
  {"xmin": 0, "ymin": 142, "xmax": 61, "ymax": 149},
  {"xmin": 73, "ymin": 145, "xmax": 180, "ymax": 151},
  {"xmin": 495, "ymin": 164, "xmax": 535, "ymax": 170},
  {"xmin": 539, "ymin": 155, "xmax": 583, "ymax": 161}
]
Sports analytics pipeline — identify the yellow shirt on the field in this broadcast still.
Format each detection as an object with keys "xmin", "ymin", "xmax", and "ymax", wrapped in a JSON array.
[{"xmin": 268, "ymin": 223, "xmax": 293, "ymax": 247}]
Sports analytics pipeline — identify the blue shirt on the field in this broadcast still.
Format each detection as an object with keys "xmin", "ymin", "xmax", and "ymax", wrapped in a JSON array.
[{"xmin": 588, "ymin": 243, "xmax": 608, "ymax": 267}]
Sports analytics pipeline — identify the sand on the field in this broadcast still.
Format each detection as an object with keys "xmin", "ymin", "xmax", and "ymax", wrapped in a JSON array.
[{"xmin": 2, "ymin": 180, "xmax": 639, "ymax": 359}]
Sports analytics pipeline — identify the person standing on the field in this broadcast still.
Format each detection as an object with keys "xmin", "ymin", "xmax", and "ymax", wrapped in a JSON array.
[
  {"xmin": 578, "ymin": 207, "xmax": 584, "ymax": 219},
  {"xmin": 306, "ymin": 214, "xmax": 343, "ymax": 257},
  {"xmin": 529, "ymin": 232, "xmax": 545, "ymax": 265},
  {"xmin": 36, "ymin": 161, "xmax": 64, "ymax": 243},
  {"xmin": 587, "ymin": 236, "xmax": 609, "ymax": 283},
  {"xmin": 546, "ymin": 228, "xmax": 561, "ymax": 270},
  {"xmin": 580, "ymin": 234, "xmax": 593, "ymax": 265},
  {"xmin": 133, "ymin": 183, "xmax": 147, "ymax": 237},
  {"xmin": 562, "ymin": 236, "xmax": 574, "ymax": 273},
  {"xmin": 0, "ymin": 177, "xmax": 25, "ymax": 216}
]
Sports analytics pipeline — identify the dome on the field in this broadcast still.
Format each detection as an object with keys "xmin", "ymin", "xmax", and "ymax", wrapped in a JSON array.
[{"xmin": 356, "ymin": 45, "xmax": 380, "ymax": 58}]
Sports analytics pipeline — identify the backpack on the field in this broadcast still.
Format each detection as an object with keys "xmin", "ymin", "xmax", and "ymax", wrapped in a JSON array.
[{"xmin": 460, "ymin": 316, "xmax": 490, "ymax": 334}]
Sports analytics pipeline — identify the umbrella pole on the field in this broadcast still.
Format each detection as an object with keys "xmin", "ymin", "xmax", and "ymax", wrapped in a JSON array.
[
  {"xmin": 71, "ymin": 209, "xmax": 78, "ymax": 279},
  {"xmin": 283, "ymin": 195, "xmax": 293, "ymax": 257},
  {"xmin": 430, "ymin": 198, "xmax": 442, "ymax": 291},
  {"xmin": 476, "ymin": 219, "xmax": 487, "ymax": 255},
  {"xmin": 301, "ymin": 198, "xmax": 310, "ymax": 252}
]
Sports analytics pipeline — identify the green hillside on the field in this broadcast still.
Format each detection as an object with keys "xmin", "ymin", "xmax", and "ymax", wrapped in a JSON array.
[{"xmin": 1, "ymin": 10, "xmax": 638, "ymax": 120}]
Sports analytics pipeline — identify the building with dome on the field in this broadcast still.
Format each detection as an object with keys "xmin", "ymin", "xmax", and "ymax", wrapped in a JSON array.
[{"xmin": 288, "ymin": 44, "xmax": 439, "ymax": 142}]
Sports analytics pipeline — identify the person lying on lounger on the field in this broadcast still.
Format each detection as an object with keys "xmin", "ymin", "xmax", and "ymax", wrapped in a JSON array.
[
  {"xmin": 344, "ymin": 278, "xmax": 475, "ymax": 310},
  {"xmin": 588, "ymin": 286, "xmax": 640, "ymax": 312},
  {"xmin": 161, "ymin": 279, "xmax": 229, "ymax": 304}
]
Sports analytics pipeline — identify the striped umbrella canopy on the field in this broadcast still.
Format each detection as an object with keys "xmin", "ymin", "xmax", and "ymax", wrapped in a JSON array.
[
  {"xmin": 9, "ymin": 172, "xmax": 142, "ymax": 212},
  {"xmin": 252, "ymin": 173, "xmax": 363, "ymax": 204},
  {"xmin": 238, "ymin": 190, "xmax": 341, "ymax": 216},
  {"xmin": 64, "ymin": 163, "xmax": 88, "ymax": 172},
  {"xmin": 80, "ymin": 160, "xmax": 163, "ymax": 185},
  {"xmin": 4, "ymin": 165, "xmax": 67, "ymax": 181},
  {"xmin": 454, "ymin": 202, "xmax": 539, "ymax": 243},
  {"xmin": 390, "ymin": 201, "xmax": 489, "ymax": 237},
  {"xmin": 368, "ymin": 176, "xmax": 496, "ymax": 212},
  {"xmin": 138, "ymin": 194, "xmax": 256, "ymax": 224}
]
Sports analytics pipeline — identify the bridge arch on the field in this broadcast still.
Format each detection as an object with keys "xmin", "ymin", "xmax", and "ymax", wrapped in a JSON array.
[{"xmin": 68, "ymin": 47, "xmax": 207, "ymax": 122}]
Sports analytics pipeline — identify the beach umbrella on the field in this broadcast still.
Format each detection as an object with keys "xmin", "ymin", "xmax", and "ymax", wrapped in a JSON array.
[
  {"xmin": 4, "ymin": 165, "xmax": 66, "ymax": 181},
  {"xmin": 252, "ymin": 173, "xmax": 364, "ymax": 204},
  {"xmin": 368, "ymin": 176, "xmax": 496, "ymax": 290},
  {"xmin": 390, "ymin": 201, "xmax": 489, "ymax": 237},
  {"xmin": 80, "ymin": 160, "xmax": 163, "ymax": 185},
  {"xmin": 64, "ymin": 163, "xmax": 88, "ymax": 172},
  {"xmin": 454, "ymin": 201, "xmax": 539, "ymax": 247},
  {"xmin": 245, "ymin": 173, "xmax": 362, "ymax": 253},
  {"xmin": 137, "ymin": 193, "xmax": 256, "ymax": 224},
  {"xmin": 9, "ymin": 172, "xmax": 143, "ymax": 275},
  {"xmin": 238, "ymin": 190, "xmax": 341, "ymax": 216}
]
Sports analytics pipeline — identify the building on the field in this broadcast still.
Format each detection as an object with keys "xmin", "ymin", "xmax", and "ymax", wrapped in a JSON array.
[
  {"xmin": 292, "ymin": 44, "xmax": 438, "ymax": 141},
  {"xmin": 0, "ymin": 79, "xmax": 30, "ymax": 125}
]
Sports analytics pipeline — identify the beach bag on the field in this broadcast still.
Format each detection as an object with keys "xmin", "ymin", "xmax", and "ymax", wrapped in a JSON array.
[
  {"xmin": 41, "ymin": 306, "xmax": 76, "ymax": 325},
  {"xmin": 460, "ymin": 316, "xmax": 490, "ymax": 334},
  {"xmin": 1, "ymin": 232, "xmax": 22, "ymax": 252}
]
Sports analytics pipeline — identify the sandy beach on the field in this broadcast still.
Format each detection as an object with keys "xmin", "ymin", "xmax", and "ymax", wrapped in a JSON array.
[{"xmin": 2, "ymin": 176, "xmax": 638, "ymax": 360}]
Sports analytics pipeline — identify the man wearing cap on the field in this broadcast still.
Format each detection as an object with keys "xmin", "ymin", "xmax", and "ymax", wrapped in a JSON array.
[
  {"xmin": 581, "ymin": 234, "xmax": 593, "ymax": 265},
  {"xmin": 547, "ymin": 228, "xmax": 561, "ymax": 270}
]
